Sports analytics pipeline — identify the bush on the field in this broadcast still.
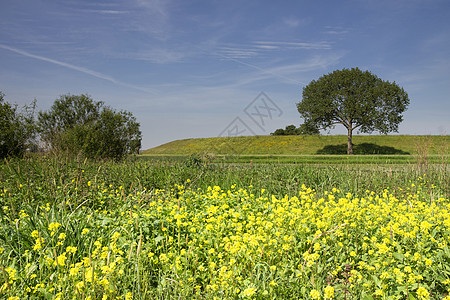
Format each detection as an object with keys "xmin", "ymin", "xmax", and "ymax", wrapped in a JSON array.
[{"xmin": 38, "ymin": 94, "xmax": 141, "ymax": 160}]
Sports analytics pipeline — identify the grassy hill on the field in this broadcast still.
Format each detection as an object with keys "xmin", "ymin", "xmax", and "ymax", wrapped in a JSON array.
[{"xmin": 142, "ymin": 135, "xmax": 449, "ymax": 156}]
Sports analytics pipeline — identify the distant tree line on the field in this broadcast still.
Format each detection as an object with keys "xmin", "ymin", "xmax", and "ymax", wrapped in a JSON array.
[
  {"xmin": 271, "ymin": 122, "xmax": 320, "ymax": 136},
  {"xmin": 0, "ymin": 92, "xmax": 141, "ymax": 160}
]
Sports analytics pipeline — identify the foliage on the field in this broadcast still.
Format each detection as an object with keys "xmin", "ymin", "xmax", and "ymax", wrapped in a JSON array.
[
  {"xmin": 38, "ymin": 94, "xmax": 141, "ymax": 160},
  {"xmin": 316, "ymin": 143, "xmax": 410, "ymax": 155},
  {"xmin": 297, "ymin": 68, "xmax": 410, "ymax": 154},
  {"xmin": 0, "ymin": 91, "xmax": 37, "ymax": 158},
  {"xmin": 0, "ymin": 157, "xmax": 449, "ymax": 299},
  {"xmin": 271, "ymin": 125, "xmax": 300, "ymax": 135},
  {"xmin": 271, "ymin": 123, "xmax": 320, "ymax": 136}
]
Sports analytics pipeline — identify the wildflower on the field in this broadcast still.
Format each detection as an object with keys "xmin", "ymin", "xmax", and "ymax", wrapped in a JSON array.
[
  {"xmin": 314, "ymin": 243, "xmax": 321, "ymax": 251},
  {"xmin": 416, "ymin": 287, "xmax": 429, "ymax": 300},
  {"xmin": 310, "ymin": 289, "xmax": 321, "ymax": 299},
  {"xmin": 74, "ymin": 282, "xmax": 84, "ymax": 292},
  {"xmin": 69, "ymin": 266, "xmax": 79, "ymax": 276},
  {"xmin": 48, "ymin": 222, "xmax": 61, "ymax": 232},
  {"xmin": 324, "ymin": 286, "xmax": 334, "ymax": 299},
  {"xmin": 56, "ymin": 252, "xmax": 67, "ymax": 266},
  {"xmin": 124, "ymin": 292, "xmax": 133, "ymax": 300},
  {"xmin": 241, "ymin": 287, "xmax": 256, "ymax": 297},
  {"xmin": 159, "ymin": 253, "xmax": 168, "ymax": 263},
  {"xmin": 6, "ymin": 267, "xmax": 17, "ymax": 280},
  {"xmin": 66, "ymin": 246, "xmax": 77, "ymax": 254},
  {"xmin": 81, "ymin": 228, "xmax": 90, "ymax": 235}
]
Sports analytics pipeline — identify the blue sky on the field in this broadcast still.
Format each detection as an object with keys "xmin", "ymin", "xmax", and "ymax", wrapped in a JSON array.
[{"xmin": 1, "ymin": 0, "xmax": 449, "ymax": 149}]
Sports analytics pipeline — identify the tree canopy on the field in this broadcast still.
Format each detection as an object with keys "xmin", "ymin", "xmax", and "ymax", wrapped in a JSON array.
[
  {"xmin": 0, "ymin": 91, "xmax": 36, "ymax": 159},
  {"xmin": 271, "ymin": 123, "xmax": 320, "ymax": 136},
  {"xmin": 297, "ymin": 68, "xmax": 409, "ymax": 154},
  {"xmin": 38, "ymin": 94, "xmax": 141, "ymax": 160}
]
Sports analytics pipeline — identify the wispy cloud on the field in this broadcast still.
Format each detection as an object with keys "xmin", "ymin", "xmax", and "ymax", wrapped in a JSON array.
[
  {"xmin": 322, "ymin": 26, "xmax": 350, "ymax": 35},
  {"xmin": 216, "ymin": 46, "xmax": 259, "ymax": 59},
  {"xmin": 215, "ymin": 53, "xmax": 304, "ymax": 84},
  {"xmin": 117, "ymin": 48, "xmax": 187, "ymax": 64},
  {"xmin": 235, "ymin": 54, "xmax": 344, "ymax": 86},
  {"xmin": 214, "ymin": 40, "xmax": 332, "ymax": 60},
  {"xmin": 253, "ymin": 41, "xmax": 331, "ymax": 50},
  {"xmin": 283, "ymin": 17, "xmax": 301, "ymax": 28},
  {"xmin": 79, "ymin": 9, "xmax": 130, "ymax": 15},
  {"xmin": 0, "ymin": 44, "xmax": 155, "ymax": 94},
  {"xmin": 129, "ymin": 0, "xmax": 172, "ymax": 40}
]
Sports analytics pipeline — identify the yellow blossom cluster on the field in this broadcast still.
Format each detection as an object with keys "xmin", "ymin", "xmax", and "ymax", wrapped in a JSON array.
[{"xmin": 0, "ymin": 179, "xmax": 449, "ymax": 299}]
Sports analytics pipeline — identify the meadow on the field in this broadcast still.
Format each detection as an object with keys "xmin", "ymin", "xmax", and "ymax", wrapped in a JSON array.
[
  {"xmin": 142, "ymin": 135, "xmax": 449, "ymax": 156},
  {"xmin": 0, "ymin": 154, "xmax": 449, "ymax": 299}
]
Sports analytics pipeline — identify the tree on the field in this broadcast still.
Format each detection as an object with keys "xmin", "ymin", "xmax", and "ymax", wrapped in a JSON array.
[
  {"xmin": 38, "ymin": 94, "xmax": 141, "ymax": 160},
  {"xmin": 297, "ymin": 68, "xmax": 409, "ymax": 154},
  {"xmin": 271, "ymin": 124, "xmax": 320, "ymax": 136},
  {"xmin": 0, "ymin": 91, "xmax": 36, "ymax": 158}
]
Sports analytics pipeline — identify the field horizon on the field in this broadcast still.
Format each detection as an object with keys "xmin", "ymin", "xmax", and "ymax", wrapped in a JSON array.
[{"xmin": 142, "ymin": 135, "xmax": 449, "ymax": 156}]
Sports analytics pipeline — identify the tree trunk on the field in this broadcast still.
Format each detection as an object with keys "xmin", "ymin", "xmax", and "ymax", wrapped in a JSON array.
[{"xmin": 347, "ymin": 126, "xmax": 353, "ymax": 155}]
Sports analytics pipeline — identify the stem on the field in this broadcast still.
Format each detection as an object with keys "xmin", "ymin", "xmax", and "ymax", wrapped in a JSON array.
[{"xmin": 347, "ymin": 125, "xmax": 353, "ymax": 155}]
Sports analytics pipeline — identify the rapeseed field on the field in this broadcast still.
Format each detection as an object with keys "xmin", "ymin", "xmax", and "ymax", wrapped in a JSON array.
[{"xmin": 1, "ymin": 168, "xmax": 449, "ymax": 299}]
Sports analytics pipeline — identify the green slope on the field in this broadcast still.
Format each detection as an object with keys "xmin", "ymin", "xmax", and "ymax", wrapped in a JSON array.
[{"xmin": 142, "ymin": 135, "xmax": 449, "ymax": 155}]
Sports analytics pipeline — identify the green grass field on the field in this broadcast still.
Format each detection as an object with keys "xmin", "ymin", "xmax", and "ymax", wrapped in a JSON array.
[
  {"xmin": 142, "ymin": 135, "xmax": 449, "ymax": 156},
  {"xmin": 0, "ymin": 151, "xmax": 449, "ymax": 299}
]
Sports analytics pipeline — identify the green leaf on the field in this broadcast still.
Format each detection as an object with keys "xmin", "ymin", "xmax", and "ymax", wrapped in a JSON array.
[
  {"xmin": 393, "ymin": 252, "xmax": 404, "ymax": 261},
  {"xmin": 155, "ymin": 235, "xmax": 164, "ymax": 244}
]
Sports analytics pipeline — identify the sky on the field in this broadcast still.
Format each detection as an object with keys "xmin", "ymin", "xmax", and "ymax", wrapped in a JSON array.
[{"xmin": 1, "ymin": 0, "xmax": 449, "ymax": 150}]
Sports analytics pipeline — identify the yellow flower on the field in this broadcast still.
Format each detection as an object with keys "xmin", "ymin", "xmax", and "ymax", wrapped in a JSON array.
[
  {"xmin": 81, "ymin": 228, "xmax": 90, "ymax": 235},
  {"xmin": 56, "ymin": 252, "xmax": 67, "ymax": 266},
  {"xmin": 417, "ymin": 287, "xmax": 429, "ymax": 300},
  {"xmin": 6, "ymin": 266, "xmax": 17, "ymax": 280},
  {"xmin": 66, "ymin": 246, "xmax": 77, "ymax": 254},
  {"xmin": 124, "ymin": 292, "xmax": 133, "ymax": 300},
  {"xmin": 310, "ymin": 289, "xmax": 321, "ymax": 300},
  {"xmin": 241, "ymin": 287, "xmax": 256, "ymax": 297},
  {"xmin": 324, "ymin": 286, "xmax": 334, "ymax": 299},
  {"xmin": 76, "ymin": 281, "xmax": 84, "ymax": 290},
  {"xmin": 48, "ymin": 222, "xmax": 61, "ymax": 232},
  {"xmin": 69, "ymin": 266, "xmax": 79, "ymax": 276}
]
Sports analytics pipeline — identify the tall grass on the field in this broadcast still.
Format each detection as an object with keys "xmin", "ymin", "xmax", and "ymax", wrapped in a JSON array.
[
  {"xmin": 1, "ymin": 156, "xmax": 448, "ymax": 210},
  {"xmin": 0, "ymin": 156, "xmax": 449, "ymax": 299}
]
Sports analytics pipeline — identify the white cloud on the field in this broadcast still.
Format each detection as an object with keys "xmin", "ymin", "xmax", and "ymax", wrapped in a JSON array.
[
  {"xmin": 0, "ymin": 44, "xmax": 155, "ymax": 94},
  {"xmin": 322, "ymin": 26, "xmax": 350, "ymax": 35},
  {"xmin": 253, "ymin": 41, "xmax": 331, "ymax": 50},
  {"xmin": 283, "ymin": 17, "xmax": 301, "ymax": 28}
]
